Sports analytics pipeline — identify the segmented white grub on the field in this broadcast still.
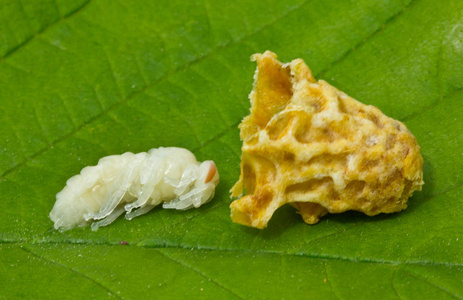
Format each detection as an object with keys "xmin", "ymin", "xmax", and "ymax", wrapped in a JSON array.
[{"xmin": 49, "ymin": 147, "xmax": 219, "ymax": 231}]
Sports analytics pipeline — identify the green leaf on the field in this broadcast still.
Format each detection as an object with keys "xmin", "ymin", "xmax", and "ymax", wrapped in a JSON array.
[{"xmin": 1, "ymin": 0, "xmax": 462, "ymax": 298}]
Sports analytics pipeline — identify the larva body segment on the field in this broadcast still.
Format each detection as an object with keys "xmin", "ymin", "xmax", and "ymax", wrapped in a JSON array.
[{"xmin": 50, "ymin": 147, "xmax": 219, "ymax": 231}]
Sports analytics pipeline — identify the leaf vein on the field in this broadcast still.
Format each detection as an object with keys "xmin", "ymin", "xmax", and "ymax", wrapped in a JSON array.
[
  {"xmin": 401, "ymin": 88, "xmax": 463, "ymax": 122},
  {"xmin": 189, "ymin": 68, "xmax": 233, "ymax": 126},
  {"xmin": 156, "ymin": 248, "xmax": 244, "ymax": 299},
  {"xmin": 323, "ymin": 262, "xmax": 341, "ymax": 300},
  {"xmin": 52, "ymin": 0, "xmax": 63, "ymax": 18},
  {"xmin": 102, "ymin": 47, "xmax": 125, "ymax": 101},
  {"xmin": 4, "ymin": 240, "xmax": 461, "ymax": 269},
  {"xmin": 202, "ymin": 0, "xmax": 215, "ymax": 45},
  {"xmin": 19, "ymin": 245, "xmax": 123, "ymax": 299},
  {"xmin": 390, "ymin": 268, "xmax": 402, "ymax": 299},
  {"xmin": 406, "ymin": 270, "xmax": 463, "ymax": 299},
  {"xmin": 0, "ymin": 0, "xmax": 93, "ymax": 61},
  {"xmin": 149, "ymin": 92, "xmax": 203, "ymax": 147},
  {"xmin": 195, "ymin": 121, "xmax": 241, "ymax": 152},
  {"xmin": 208, "ymin": 56, "xmax": 250, "ymax": 112},
  {"xmin": 85, "ymin": 80, "xmax": 105, "ymax": 113},
  {"xmin": 0, "ymin": 107, "xmax": 27, "ymax": 161},
  {"xmin": 135, "ymin": 54, "xmax": 150, "ymax": 86},
  {"xmin": 317, "ymin": 0, "xmax": 419, "ymax": 79},
  {"xmin": 17, "ymin": 0, "xmax": 35, "ymax": 33},
  {"xmin": 56, "ymin": 92, "xmax": 78, "ymax": 129}
]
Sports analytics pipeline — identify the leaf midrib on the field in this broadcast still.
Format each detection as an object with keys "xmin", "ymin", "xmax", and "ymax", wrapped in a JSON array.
[
  {"xmin": 17, "ymin": 242, "xmax": 462, "ymax": 300},
  {"xmin": 4, "ymin": 240, "xmax": 461, "ymax": 268},
  {"xmin": 3, "ymin": 167, "xmax": 461, "ymax": 269}
]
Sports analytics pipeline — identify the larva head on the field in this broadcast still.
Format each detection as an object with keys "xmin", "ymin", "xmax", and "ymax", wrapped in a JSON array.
[
  {"xmin": 194, "ymin": 161, "xmax": 219, "ymax": 205},
  {"xmin": 163, "ymin": 160, "xmax": 220, "ymax": 210},
  {"xmin": 197, "ymin": 161, "xmax": 219, "ymax": 186}
]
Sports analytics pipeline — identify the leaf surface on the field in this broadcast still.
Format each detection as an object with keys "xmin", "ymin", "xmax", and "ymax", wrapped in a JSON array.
[{"xmin": 1, "ymin": 0, "xmax": 462, "ymax": 298}]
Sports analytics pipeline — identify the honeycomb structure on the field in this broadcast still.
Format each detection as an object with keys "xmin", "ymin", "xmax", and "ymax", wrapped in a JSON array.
[{"xmin": 230, "ymin": 51, "xmax": 424, "ymax": 229}]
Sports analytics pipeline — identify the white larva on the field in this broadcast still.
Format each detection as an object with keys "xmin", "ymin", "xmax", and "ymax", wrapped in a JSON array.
[{"xmin": 49, "ymin": 147, "xmax": 219, "ymax": 231}]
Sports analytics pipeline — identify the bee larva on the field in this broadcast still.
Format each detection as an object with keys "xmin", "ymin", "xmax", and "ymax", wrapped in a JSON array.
[{"xmin": 49, "ymin": 147, "xmax": 219, "ymax": 231}]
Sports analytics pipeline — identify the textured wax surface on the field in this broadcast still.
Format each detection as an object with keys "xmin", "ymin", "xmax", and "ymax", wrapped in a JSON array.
[{"xmin": 230, "ymin": 51, "xmax": 424, "ymax": 229}]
